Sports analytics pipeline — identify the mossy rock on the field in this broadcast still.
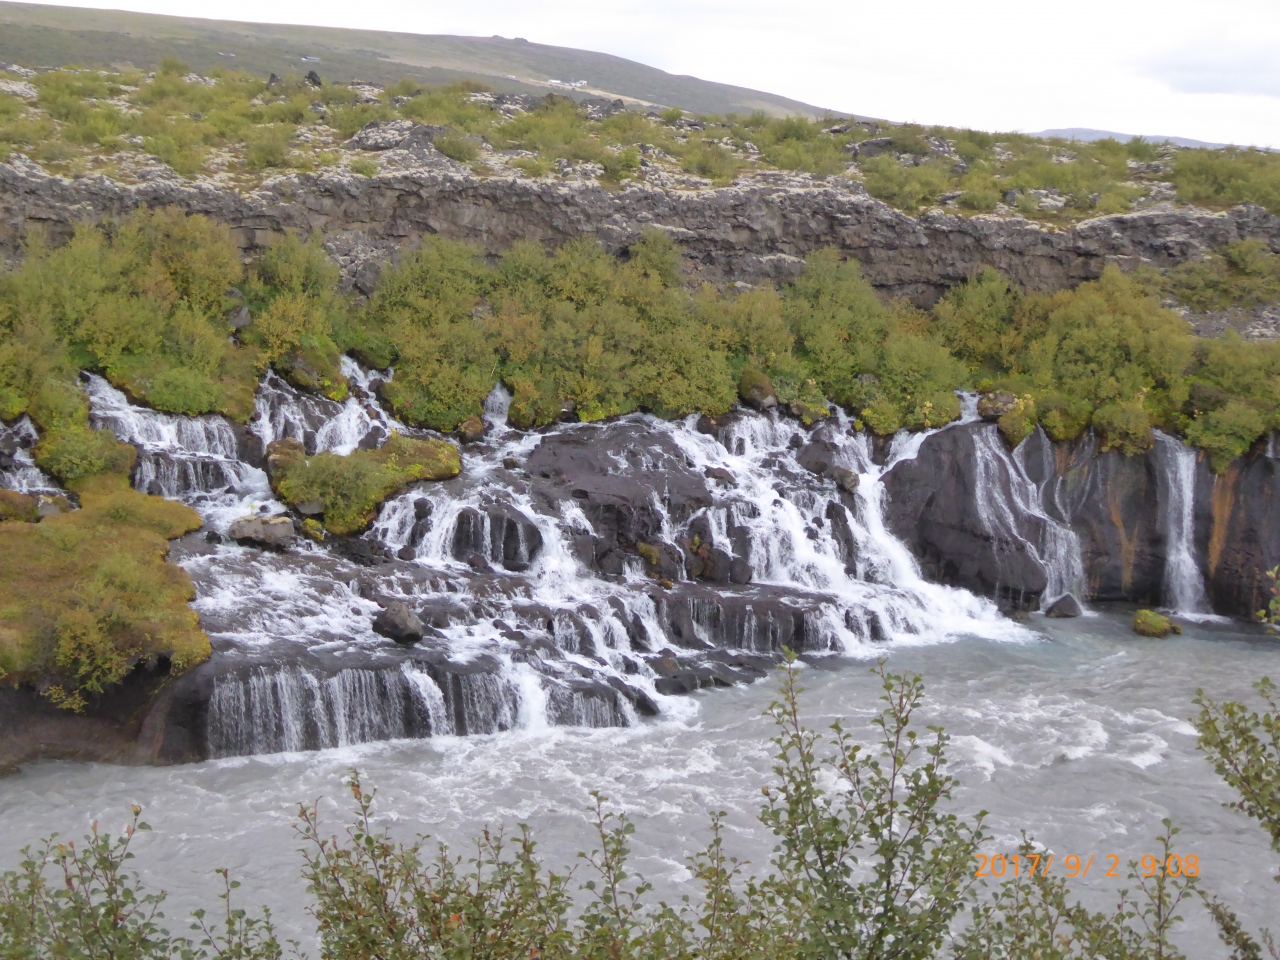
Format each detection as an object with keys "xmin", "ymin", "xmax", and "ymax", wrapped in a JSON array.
[
  {"xmin": 787, "ymin": 397, "xmax": 830, "ymax": 426},
  {"xmin": 273, "ymin": 433, "xmax": 461, "ymax": 536},
  {"xmin": 1133, "ymin": 609, "xmax": 1181, "ymax": 638},
  {"xmin": 280, "ymin": 343, "xmax": 348, "ymax": 402},
  {"xmin": 0, "ymin": 490, "xmax": 39, "ymax": 523},
  {"xmin": 637, "ymin": 542, "xmax": 661, "ymax": 566},
  {"xmin": 738, "ymin": 367, "xmax": 778, "ymax": 411}
]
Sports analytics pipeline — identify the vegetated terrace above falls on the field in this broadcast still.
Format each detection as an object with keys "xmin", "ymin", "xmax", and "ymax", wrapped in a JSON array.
[{"xmin": 3, "ymin": 142, "xmax": 1279, "ymax": 319}]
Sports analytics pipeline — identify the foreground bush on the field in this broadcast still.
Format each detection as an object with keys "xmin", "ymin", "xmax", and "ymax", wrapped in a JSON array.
[{"xmin": 3, "ymin": 660, "xmax": 1277, "ymax": 958}]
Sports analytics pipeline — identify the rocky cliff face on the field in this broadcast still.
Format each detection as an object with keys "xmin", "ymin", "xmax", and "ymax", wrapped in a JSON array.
[
  {"xmin": 3, "ymin": 156, "xmax": 1278, "ymax": 304},
  {"xmin": 883, "ymin": 421, "xmax": 1279, "ymax": 617}
]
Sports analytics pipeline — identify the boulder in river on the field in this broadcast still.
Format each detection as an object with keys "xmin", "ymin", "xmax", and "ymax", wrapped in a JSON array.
[
  {"xmin": 830, "ymin": 466, "xmax": 859, "ymax": 495},
  {"xmin": 228, "ymin": 514, "xmax": 295, "ymax": 549},
  {"xmin": 1044, "ymin": 594, "xmax": 1083, "ymax": 618},
  {"xmin": 372, "ymin": 601, "xmax": 425, "ymax": 644},
  {"xmin": 457, "ymin": 416, "xmax": 486, "ymax": 443},
  {"xmin": 1133, "ymin": 609, "xmax": 1180, "ymax": 637}
]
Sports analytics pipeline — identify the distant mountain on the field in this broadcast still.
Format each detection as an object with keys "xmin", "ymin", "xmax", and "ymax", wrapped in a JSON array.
[
  {"xmin": 0, "ymin": 1, "xmax": 836, "ymax": 117},
  {"xmin": 1034, "ymin": 127, "xmax": 1229, "ymax": 149}
]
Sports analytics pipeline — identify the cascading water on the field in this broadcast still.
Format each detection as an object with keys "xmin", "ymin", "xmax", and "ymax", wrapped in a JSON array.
[
  {"xmin": 85, "ymin": 374, "xmax": 274, "ymax": 531},
  {"xmin": 0, "ymin": 416, "xmax": 60, "ymax": 495},
  {"xmin": 37, "ymin": 362, "xmax": 1034, "ymax": 760},
  {"xmin": 1153, "ymin": 431, "xmax": 1211, "ymax": 616},
  {"xmin": 969, "ymin": 425, "xmax": 1088, "ymax": 609}
]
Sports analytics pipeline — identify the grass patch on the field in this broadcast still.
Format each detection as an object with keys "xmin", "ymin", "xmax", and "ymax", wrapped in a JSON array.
[{"xmin": 270, "ymin": 433, "xmax": 461, "ymax": 535}]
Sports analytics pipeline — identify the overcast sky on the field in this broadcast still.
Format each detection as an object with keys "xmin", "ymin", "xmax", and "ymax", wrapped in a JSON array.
[{"xmin": 23, "ymin": 0, "xmax": 1280, "ymax": 146}]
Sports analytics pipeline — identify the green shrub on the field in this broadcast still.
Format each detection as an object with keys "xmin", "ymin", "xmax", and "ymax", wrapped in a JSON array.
[
  {"xmin": 143, "ymin": 365, "xmax": 221, "ymax": 415},
  {"xmin": 1165, "ymin": 239, "xmax": 1280, "ymax": 311},
  {"xmin": 1092, "ymin": 400, "xmax": 1154, "ymax": 455},
  {"xmin": 348, "ymin": 156, "xmax": 378, "ymax": 177},
  {"xmin": 1035, "ymin": 390, "xmax": 1093, "ymax": 441},
  {"xmin": 932, "ymin": 267, "xmax": 1017, "ymax": 369},
  {"xmin": 34, "ymin": 425, "xmax": 136, "ymax": 484},
  {"xmin": 433, "ymin": 131, "xmax": 479, "ymax": 162},
  {"xmin": 678, "ymin": 141, "xmax": 740, "ymax": 181},
  {"xmin": 1185, "ymin": 400, "xmax": 1269, "ymax": 471},
  {"xmin": 245, "ymin": 124, "xmax": 292, "ymax": 169},
  {"xmin": 1173, "ymin": 147, "xmax": 1280, "ymax": 214},
  {"xmin": 861, "ymin": 156, "xmax": 953, "ymax": 209}
]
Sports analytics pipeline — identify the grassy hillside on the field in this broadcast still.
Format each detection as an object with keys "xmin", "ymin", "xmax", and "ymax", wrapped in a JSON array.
[{"xmin": 0, "ymin": 1, "xmax": 834, "ymax": 117}]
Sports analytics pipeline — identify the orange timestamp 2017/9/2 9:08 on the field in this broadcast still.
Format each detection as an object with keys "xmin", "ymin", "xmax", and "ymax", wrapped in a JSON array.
[{"xmin": 973, "ymin": 853, "xmax": 1201, "ymax": 879}]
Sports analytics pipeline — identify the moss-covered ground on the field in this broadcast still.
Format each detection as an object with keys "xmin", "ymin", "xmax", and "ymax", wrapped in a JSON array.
[
  {"xmin": 0, "ymin": 469, "xmax": 206, "ymax": 712},
  {"xmin": 269, "ymin": 433, "xmax": 461, "ymax": 535}
]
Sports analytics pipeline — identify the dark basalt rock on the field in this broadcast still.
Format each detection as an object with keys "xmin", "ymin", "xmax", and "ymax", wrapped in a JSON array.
[
  {"xmin": 882, "ymin": 422, "xmax": 1279, "ymax": 617},
  {"xmin": 525, "ymin": 422, "xmax": 712, "ymax": 574},
  {"xmin": 882, "ymin": 423, "xmax": 1049, "ymax": 610},
  {"xmin": 1045, "ymin": 593, "xmax": 1083, "ymax": 618},
  {"xmin": 450, "ymin": 504, "xmax": 544, "ymax": 572},
  {"xmin": 1204, "ymin": 440, "xmax": 1280, "ymax": 616},
  {"xmin": 373, "ymin": 601, "xmax": 426, "ymax": 644}
]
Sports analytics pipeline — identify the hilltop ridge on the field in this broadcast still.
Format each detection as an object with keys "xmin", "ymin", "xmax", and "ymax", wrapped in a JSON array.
[{"xmin": 0, "ymin": 1, "xmax": 834, "ymax": 117}]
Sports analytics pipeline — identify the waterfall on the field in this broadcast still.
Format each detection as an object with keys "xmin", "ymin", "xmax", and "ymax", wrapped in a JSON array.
[
  {"xmin": 1153, "ymin": 431, "xmax": 1210, "ymax": 616},
  {"xmin": 0, "ymin": 416, "xmax": 60, "ymax": 495},
  {"xmin": 68, "ymin": 358, "xmax": 1036, "ymax": 760},
  {"xmin": 970, "ymin": 426, "xmax": 1087, "ymax": 609},
  {"xmin": 83, "ymin": 374, "xmax": 274, "ymax": 531},
  {"xmin": 251, "ymin": 358, "xmax": 408, "ymax": 456}
]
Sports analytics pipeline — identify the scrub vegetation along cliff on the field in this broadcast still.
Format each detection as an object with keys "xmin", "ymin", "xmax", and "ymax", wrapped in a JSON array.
[
  {"xmin": 1, "ymin": 206, "xmax": 1279, "ymax": 710},
  {"xmin": 7, "ymin": 206, "xmax": 1275, "ymax": 466},
  {"xmin": 2, "ymin": 62, "xmax": 1279, "ymax": 221}
]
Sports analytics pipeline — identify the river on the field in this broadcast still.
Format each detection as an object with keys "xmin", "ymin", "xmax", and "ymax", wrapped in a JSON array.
[{"xmin": 1, "ymin": 610, "xmax": 1275, "ymax": 956}]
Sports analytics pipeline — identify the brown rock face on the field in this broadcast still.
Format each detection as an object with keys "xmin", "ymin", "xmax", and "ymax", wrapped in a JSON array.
[
  {"xmin": 883, "ymin": 423, "xmax": 1280, "ymax": 617},
  {"xmin": 1204, "ymin": 447, "xmax": 1280, "ymax": 616}
]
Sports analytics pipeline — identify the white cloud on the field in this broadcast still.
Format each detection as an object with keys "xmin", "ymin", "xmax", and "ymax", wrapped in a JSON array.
[
  {"xmin": 10, "ymin": 0, "xmax": 1280, "ymax": 146},
  {"xmin": 1143, "ymin": 44, "xmax": 1280, "ymax": 99}
]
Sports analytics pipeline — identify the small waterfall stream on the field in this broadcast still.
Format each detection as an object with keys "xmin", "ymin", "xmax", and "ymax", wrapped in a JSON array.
[
  {"xmin": 970, "ymin": 426, "xmax": 1088, "ymax": 609},
  {"xmin": 1153, "ymin": 431, "xmax": 1211, "ymax": 616},
  {"xmin": 0, "ymin": 416, "xmax": 60, "ymax": 495}
]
